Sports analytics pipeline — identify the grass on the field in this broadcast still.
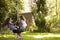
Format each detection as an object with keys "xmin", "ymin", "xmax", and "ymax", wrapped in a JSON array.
[{"xmin": 0, "ymin": 31, "xmax": 60, "ymax": 40}]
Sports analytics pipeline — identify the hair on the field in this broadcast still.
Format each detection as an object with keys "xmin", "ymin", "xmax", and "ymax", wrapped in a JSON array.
[
  {"xmin": 20, "ymin": 15, "xmax": 26, "ymax": 21},
  {"xmin": 3, "ymin": 18, "xmax": 11, "ymax": 27}
]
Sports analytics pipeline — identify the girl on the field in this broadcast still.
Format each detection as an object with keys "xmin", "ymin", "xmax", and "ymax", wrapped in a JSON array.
[
  {"xmin": 14, "ymin": 15, "xmax": 27, "ymax": 40},
  {"xmin": 3, "ymin": 18, "xmax": 16, "ymax": 31}
]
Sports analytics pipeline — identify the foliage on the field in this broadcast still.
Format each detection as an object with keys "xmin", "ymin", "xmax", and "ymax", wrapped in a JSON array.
[
  {"xmin": 45, "ymin": 14, "xmax": 60, "ymax": 33},
  {"xmin": 0, "ymin": 0, "xmax": 24, "ymax": 22},
  {"xmin": 5, "ymin": 0, "xmax": 24, "ymax": 21},
  {"xmin": 32, "ymin": 0, "xmax": 60, "ymax": 33},
  {"xmin": 0, "ymin": 0, "xmax": 8, "ymax": 31},
  {"xmin": 36, "ymin": 0, "xmax": 48, "ymax": 14},
  {"xmin": 32, "ymin": 0, "xmax": 48, "ymax": 32},
  {"xmin": 0, "ymin": 0, "xmax": 8, "ymax": 23},
  {"xmin": 44, "ymin": 0, "xmax": 60, "ymax": 33}
]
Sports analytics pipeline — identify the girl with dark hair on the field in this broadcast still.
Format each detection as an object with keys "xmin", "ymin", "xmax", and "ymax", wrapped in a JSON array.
[{"xmin": 3, "ymin": 18, "xmax": 16, "ymax": 31}]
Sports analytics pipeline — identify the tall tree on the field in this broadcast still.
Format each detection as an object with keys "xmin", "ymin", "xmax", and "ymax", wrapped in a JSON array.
[{"xmin": 32, "ymin": 0, "xmax": 48, "ymax": 32}]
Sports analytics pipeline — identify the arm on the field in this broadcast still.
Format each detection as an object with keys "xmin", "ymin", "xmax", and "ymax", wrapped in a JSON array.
[{"xmin": 9, "ymin": 21, "xmax": 14, "ymax": 25}]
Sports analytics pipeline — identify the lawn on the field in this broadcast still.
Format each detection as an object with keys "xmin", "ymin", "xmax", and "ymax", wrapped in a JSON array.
[{"xmin": 0, "ymin": 31, "xmax": 60, "ymax": 40}]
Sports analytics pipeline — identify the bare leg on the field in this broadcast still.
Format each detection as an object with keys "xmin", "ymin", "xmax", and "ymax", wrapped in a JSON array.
[{"xmin": 17, "ymin": 33, "xmax": 23, "ymax": 40}]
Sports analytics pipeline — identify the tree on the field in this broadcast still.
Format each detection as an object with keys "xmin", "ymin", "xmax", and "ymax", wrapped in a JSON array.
[
  {"xmin": 5, "ymin": 0, "xmax": 24, "ymax": 22},
  {"xmin": 32, "ymin": 0, "xmax": 48, "ymax": 32},
  {"xmin": 0, "ymin": 0, "xmax": 8, "ymax": 31}
]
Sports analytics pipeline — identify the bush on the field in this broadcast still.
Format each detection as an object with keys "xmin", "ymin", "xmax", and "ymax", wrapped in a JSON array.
[{"xmin": 45, "ymin": 15, "xmax": 60, "ymax": 33}]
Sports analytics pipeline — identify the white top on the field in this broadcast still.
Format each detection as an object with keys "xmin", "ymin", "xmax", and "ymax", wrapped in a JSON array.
[{"xmin": 19, "ymin": 20, "xmax": 27, "ymax": 29}]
